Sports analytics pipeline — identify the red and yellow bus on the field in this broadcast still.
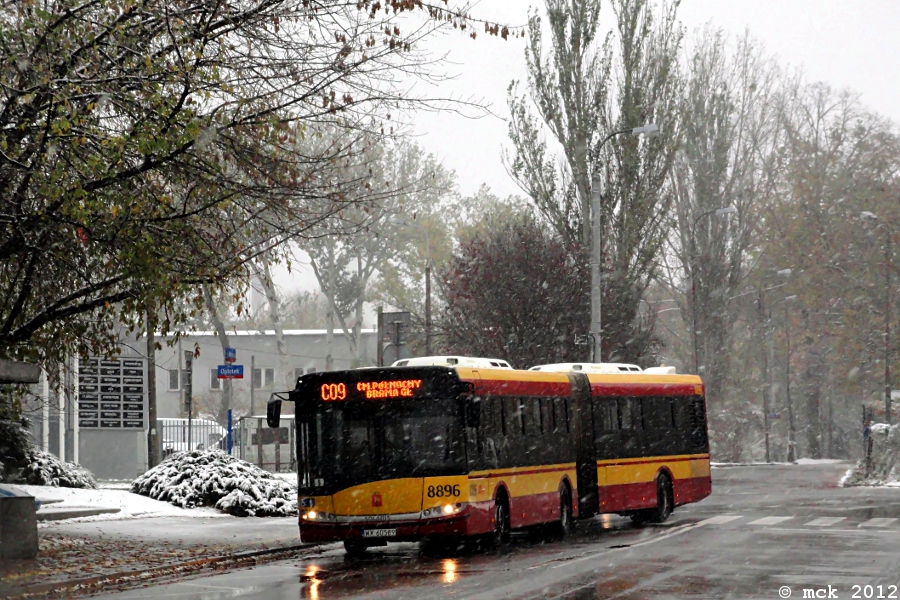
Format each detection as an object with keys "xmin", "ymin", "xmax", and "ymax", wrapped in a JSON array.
[{"xmin": 266, "ymin": 360, "xmax": 710, "ymax": 554}]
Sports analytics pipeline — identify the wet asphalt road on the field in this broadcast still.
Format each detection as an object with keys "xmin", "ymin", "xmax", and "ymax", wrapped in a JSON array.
[{"xmin": 93, "ymin": 463, "xmax": 900, "ymax": 599}]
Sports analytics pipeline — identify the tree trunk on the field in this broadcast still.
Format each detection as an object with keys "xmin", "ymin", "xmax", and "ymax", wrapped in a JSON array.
[
  {"xmin": 325, "ymin": 245, "xmax": 335, "ymax": 372},
  {"xmin": 259, "ymin": 254, "xmax": 289, "ymax": 388}
]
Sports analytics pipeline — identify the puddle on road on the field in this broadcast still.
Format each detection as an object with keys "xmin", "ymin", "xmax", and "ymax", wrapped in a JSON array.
[{"xmin": 295, "ymin": 550, "xmax": 489, "ymax": 598}]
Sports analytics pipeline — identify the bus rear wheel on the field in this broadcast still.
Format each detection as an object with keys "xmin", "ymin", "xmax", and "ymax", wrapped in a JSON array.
[{"xmin": 631, "ymin": 474, "xmax": 673, "ymax": 525}]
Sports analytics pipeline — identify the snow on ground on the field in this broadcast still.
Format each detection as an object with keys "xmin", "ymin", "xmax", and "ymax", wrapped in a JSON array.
[
  {"xmin": 841, "ymin": 423, "xmax": 900, "ymax": 488},
  {"xmin": 795, "ymin": 458, "xmax": 844, "ymax": 465},
  {"xmin": 16, "ymin": 484, "xmax": 226, "ymax": 524}
]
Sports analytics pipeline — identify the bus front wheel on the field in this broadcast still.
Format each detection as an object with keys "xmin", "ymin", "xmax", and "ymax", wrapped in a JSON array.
[{"xmin": 491, "ymin": 494, "xmax": 511, "ymax": 548}]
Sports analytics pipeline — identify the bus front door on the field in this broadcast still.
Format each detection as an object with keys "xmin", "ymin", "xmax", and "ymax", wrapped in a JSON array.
[{"xmin": 569, "ymin": 372, "xmax": 598, "ymax": 519}]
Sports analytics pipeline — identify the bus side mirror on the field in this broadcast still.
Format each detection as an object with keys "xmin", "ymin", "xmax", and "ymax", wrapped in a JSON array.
[
  {"xmin": 266, "ymin": 397, "xmax": 282, "ymax": 428},
  {"xmin": 465, "ymin": 397, "xmax": 481, "ymax": 428}
]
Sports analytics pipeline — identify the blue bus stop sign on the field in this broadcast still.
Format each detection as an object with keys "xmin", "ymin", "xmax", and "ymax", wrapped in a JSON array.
[{"xmin": 224, "ymin": 347, "xmax": 236, "ymax": 363}]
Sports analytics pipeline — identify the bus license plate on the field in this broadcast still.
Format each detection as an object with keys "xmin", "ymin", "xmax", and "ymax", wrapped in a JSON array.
[{"xmin": 362, "ymin": 528, "xmax": 396, "ymax": 538}]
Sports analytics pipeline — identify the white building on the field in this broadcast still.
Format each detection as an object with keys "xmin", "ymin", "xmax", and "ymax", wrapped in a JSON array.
[
  {"xmin": 23, "ymin": 328, "xmax": 377, "ymax": 480},
  {"xmin": 154, "ymin": 329, "xmax": 378, "ymax": 419}
]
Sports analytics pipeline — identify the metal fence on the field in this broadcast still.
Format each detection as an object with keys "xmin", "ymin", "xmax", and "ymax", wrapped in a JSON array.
[
  {"xmin": 234, "ymin": 416, "xmax": 296, "ymax": 473},
  {"xmin": 157, "ymin": 418, "xmax": 227, "ymax": 459}
]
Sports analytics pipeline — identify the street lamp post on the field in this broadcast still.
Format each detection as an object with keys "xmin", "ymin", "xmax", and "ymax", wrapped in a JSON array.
[
  {"xmin": 758, "ymin": 270, "xmax": 789, "ymax": 463},
  {"xmin": 783, "ymin": 293, "xmax": 798, "ymax": 462},
  {"xmin": 590, "ymin": 123, "xmax": 660, "ymax": 363},
  {"xmin": 862, "ymin": 211, "xmax": 893, "ymax": 425},
  {"xmin": 424, "ymin": 229, "xmax": 432, "ymax": 356},
  {"xmin": 689, "ymin": 206, "xmax": 737, "ymax": 374},
  {"xmin": 391, "ymin": 216, "xmax": 432, "ymax": 355}
]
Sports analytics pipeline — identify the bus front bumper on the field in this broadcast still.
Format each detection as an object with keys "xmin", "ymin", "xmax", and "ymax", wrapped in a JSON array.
[{"xmin": 299, "ymin": 505, "xmax": 493, "ymax": 543}]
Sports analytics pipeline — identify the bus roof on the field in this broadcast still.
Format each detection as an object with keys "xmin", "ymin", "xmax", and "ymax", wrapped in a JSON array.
[
  {"xmin": 391, "ymin": 356, "xmax": 513, "ymax": 369},
  {"xmin": 529, "ymin": 362, "xmax": 643, "ymax": 373}
]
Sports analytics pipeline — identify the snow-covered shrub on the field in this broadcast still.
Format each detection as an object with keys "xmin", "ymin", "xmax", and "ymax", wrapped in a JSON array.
[
  {"xmin": 841, "ymin": 423, "xmax": 900, "ymax": 487},
  {"xmin": 18, "ymin": 448, "xmax": 98, "ymax": 488},
  {"xmin": 131, "ymin": 450, "xmax": 296, "ymax": 517}
]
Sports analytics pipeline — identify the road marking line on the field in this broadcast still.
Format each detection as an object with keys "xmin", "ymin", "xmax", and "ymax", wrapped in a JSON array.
[
  {"xmin": 805, "ymin": 517, "xmax": 845, "ymax": 527},
  {"xmin": 698, "ymin": 515, "xmax": 742, "ymax": 525},
  {"xmin": 548, "ymin": 521, "xmax": 701, "ymax": 569},
  {"xmin": 859, "ymin": 517, "xmax": 898, "ymax": 528},
  {"xmin": 747, "ymin": 516, "xmax": 793, "ymax": 525}
]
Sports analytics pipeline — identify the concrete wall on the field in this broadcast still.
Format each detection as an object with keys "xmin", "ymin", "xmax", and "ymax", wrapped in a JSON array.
[{"xmin": 24, "ymin": 345, "xmax": 149, "ymax": 481}]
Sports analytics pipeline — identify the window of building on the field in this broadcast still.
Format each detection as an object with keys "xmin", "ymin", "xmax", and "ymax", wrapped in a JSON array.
[
  {"xmin": 168, "ymin": 369, "xmax": 180, "ymax": 391},
  {"xmin": 252, "ymin": 368, "xmax": 276, "ymax": 389},
  {"xmin": 210, "ymin": 368, "xmax": 221, "ymax": 390}
]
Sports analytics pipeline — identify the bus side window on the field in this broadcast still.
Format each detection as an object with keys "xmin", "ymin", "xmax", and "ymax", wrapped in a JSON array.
[
  {"xmin": 689, "ymin": 397, "xmax": 709, "ymax": 453},
  {"xmin": 550, "ymin": 398, "xmax": 558, "ymax": 432},
  {"xmin": 673, "ymin": 399, "xmax": 692, "ymax": 454},
  {"xmin": 645, "ymin": 397, "xmax": 674, "ymax": 431},
  {"xmin": 517, "ymin": 398, "xmax": 526, "ymax": 436},
  {"xmin": 500, "ymin": 398, "xmax": 508, "ymax": 437},
  {"xmin": 617, "ymin": 398, "xmax": 632, "ymax": 429},
  {"xmin": 536, "ymin": 398, "xmax": 545, "ymax": 434},
  {"xmin": 632, "ymin": 398, "xmax": 644, "ymax": 430},
  {"xmin": 563, "ymin": 398, "xmax": 571, "ymax": 432}
]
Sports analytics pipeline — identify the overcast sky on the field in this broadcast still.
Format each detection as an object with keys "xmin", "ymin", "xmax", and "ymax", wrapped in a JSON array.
[
  {"xmin": 411, "ymin": 0, "xmax": 900, "ymax": 199},
  {"xmin": 277, "ymin": 0, "xmax": 900, "ymax": 298}
]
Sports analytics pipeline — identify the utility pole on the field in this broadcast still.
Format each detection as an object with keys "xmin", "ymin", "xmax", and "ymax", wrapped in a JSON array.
[
  {"xmin": 184, "ymin": 350, "xmax": 193, "ymax": 450},
  {"xmin": 147, "ymin": 314, "xmax": 158, "ymax": 468},
  {"xmin": 72, "ymin": 355, "xmax": 79, "ymax": 465},
  {"xmin": 786, "ymin": 299, "xmax": 796, "ymax": 463},
  {"xmin": 250, "ymin": 355, "xmax": 256, "ymax": 417},
  {"xmin": 377, "ymin": 306, "xmax": 384, "ymax": 367},
  {"xmin": 884, "ymin": 232, "xmax": 892, "ymax": 425},
  {"xmin": 590, "ymin": 175, "xmax": 603, "ymax": 363},
  {"xmin": 41, "ymin": 368, "xmax": 49, "ymax": 452},
  {"xmin": 425, "ymin": 265, "xmax": 432, "ymax": 356},
  {"xmin": 58, "ymin": 361, "xmax": 65, "ymax": 460},
  {"xmin": 766, "ymin": 334, "xmax": 775, "ymax": 463}
]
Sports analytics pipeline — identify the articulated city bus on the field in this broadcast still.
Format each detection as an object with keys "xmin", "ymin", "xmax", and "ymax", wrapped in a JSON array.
[{"xmin": 266, "ymin": 358, "xmax": 710, "ymax": 554}]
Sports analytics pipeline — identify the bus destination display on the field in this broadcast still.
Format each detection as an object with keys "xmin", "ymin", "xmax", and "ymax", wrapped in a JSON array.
[{"xmin": 320, "ymin": 379, "xmax": 423, "ymax": 401}]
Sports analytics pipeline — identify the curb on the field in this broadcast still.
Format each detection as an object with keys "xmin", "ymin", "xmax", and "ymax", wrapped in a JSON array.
[
  {"xmin": 2, "ymin": 543, "xmax": 318, "ymax": 599},
  {"xmin": 36, "ymin": 508, "xmax": 121, "ymax": 521}
]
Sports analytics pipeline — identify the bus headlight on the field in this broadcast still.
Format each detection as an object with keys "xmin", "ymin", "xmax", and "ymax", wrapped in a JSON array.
[
  {"xmin": 422, "ymin": 503, "xmax": 466, "ymax": 518},
  {"xmin": 302, "ymin": 511, "xmax": 336, "ymax": 522}
]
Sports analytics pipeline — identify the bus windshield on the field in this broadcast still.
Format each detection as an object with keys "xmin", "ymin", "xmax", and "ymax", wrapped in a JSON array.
[{"xmin": 299, "ymin": 397, "xmax": 466, "ymax": 493}]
